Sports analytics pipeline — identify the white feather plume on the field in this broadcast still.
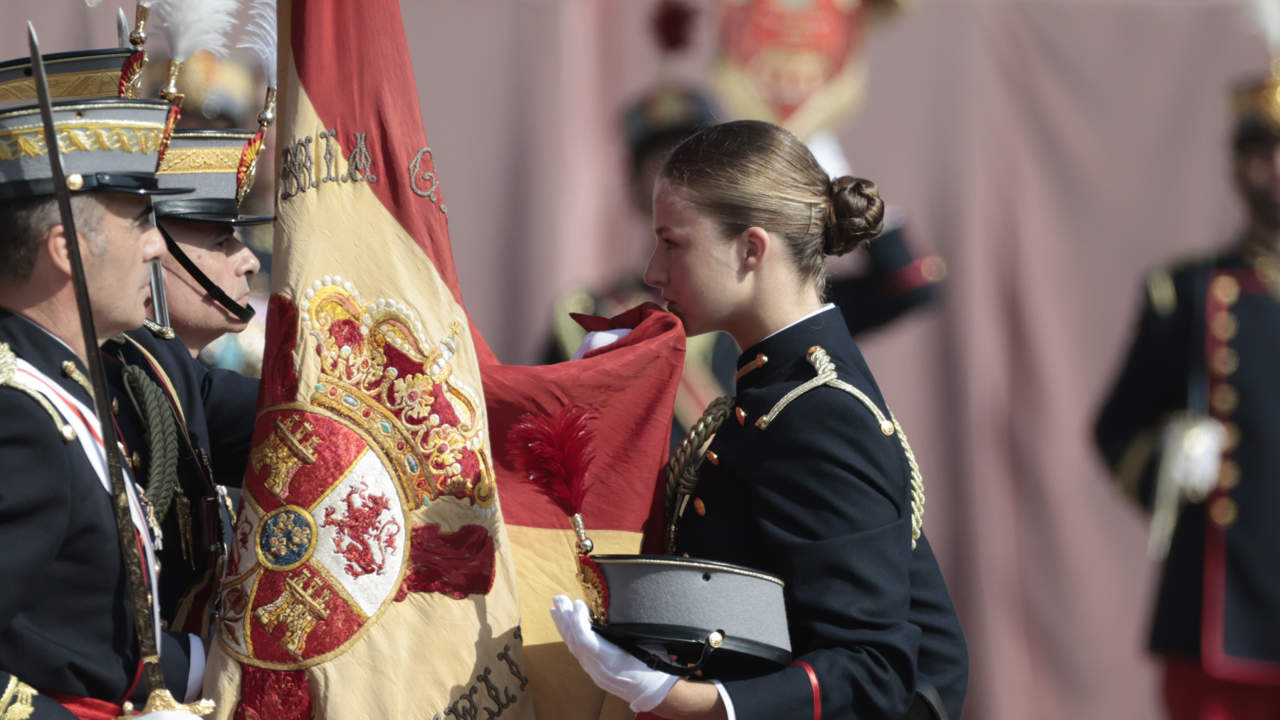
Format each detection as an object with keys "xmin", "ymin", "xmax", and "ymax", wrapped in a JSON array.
[
  {"xmin": 237, "ymin": 0, "xmax": 277, "ymax": 87},
  {"xmin": 1254, "ymin": 0, "xmax": 1280, "ymax": 56},
  {"xmin": 154, "ymin": 0, "xmax": 241, "ymax": 63}
]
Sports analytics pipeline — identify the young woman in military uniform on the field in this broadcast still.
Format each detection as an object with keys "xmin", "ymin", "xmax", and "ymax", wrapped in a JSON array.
[{"xmin": 552, "ymin": 120, "xmax": 967, "ymax": 720}]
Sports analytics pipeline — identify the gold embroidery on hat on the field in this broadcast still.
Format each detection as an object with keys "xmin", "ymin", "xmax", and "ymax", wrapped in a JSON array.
[
  {"xmin": 0, "ymin": 69, "xmax": 119, "ymax": 103},
  {"xmin": 0, "ymin": 121, "xmax": 163, "ymax": 161},
  {"xmin": 156, "ymin": 146, "xmax": 243, "ymax": 174}
]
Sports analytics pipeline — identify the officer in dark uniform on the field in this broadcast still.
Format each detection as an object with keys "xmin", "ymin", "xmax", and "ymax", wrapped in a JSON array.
[
  {"xmin": 552, "ymin": 120, "xmax": 966, "ymax": 720},
  {"xmin": 1094, "ymin": 73, "xmax": 1280, "ymax": 717},
  {"xmin": 664, "ymin": 307, "xmax": 968, "ymax": 720},
  {"xmin": 0, "ymin": 51, "xmax": 206, "ymax": 718},
  {"xmin": 104, "ymin": 127, "xmax": 267, "ymax": 638}
]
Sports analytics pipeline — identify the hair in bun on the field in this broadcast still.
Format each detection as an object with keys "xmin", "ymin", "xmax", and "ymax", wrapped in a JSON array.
[
  {"xmin": 824, "ymin": 176, "xmax": 884, "ymax": 257},
  {"xmin": 661, "ymin": 120, "xmax": 886, "ymax": 292}
]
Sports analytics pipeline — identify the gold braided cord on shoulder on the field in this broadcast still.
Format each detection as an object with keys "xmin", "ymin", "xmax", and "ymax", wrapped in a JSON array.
[
  {"xmin": 0, "ymin": 342, "xmax": 75, "ymax": 442},
  {"xmin": 0, "ymin": 674, "xmax": 36, "ymax": 720},
  {"xmin": 663, "ymin": 395, "xmax": 734, "ymax": 554},
  {"xmin": 756, "ymin": 345, "xmax": 925, "ymax": 549},
  {"xmin": 893, "ymin": 417, "xmax": 926, "ymax": 550}
]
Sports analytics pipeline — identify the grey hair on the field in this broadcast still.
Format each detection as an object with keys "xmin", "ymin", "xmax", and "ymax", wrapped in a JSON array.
[{"xmin": 0, "ymin": 194, "xmax": 107, "ymax": 284}]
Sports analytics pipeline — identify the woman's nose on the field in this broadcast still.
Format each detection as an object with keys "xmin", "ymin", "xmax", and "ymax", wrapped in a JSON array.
[{"xmin": 643, "ymin": 252, "xmax": 666, "ymax": 288}]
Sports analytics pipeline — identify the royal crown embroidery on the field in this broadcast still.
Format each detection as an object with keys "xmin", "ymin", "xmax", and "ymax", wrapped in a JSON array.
[
  {"xmin": 301, "ymin": 278, "xmax": 494, "ymax": 509},
  {"xmin": 219, "ymin": 278, "xmax": 499, "ymax": 670}
]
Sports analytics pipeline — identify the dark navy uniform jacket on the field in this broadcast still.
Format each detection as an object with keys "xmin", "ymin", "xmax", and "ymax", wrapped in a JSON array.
[
  {"xmin": 102, "ymin": 326, "xmax": 259, "ymax": 637},
  {"xmin": 673, "ymin": 307, "xmax": 968, "ymax": 720},
  {"xmin": 1095, "ymin": 247, "xmax": 1280, "ymax": 682},
  {"xmin": 0, "ymin": 310, "xmax": 197, "ymax": 719}
]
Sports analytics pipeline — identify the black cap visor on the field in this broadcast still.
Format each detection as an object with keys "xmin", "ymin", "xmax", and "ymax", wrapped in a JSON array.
[
  {"xmin": 0, "ymin": 172, "xmax": 192, "ymax": 200},
  {"xmin": 155, "ymin": 197, "xmax": 273, "ymax": 226}
]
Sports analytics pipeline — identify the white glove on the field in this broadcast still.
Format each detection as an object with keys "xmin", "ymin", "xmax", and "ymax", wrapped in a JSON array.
[
  {"xmin": 1160, "ymin": 414, "xmax": 1228, "ymax": 502},
  {"xmin": 571, "ymin": 329, "xmax": 632, "ymax": 360},
  {"xmin": 134, "ymin": 712, "xmax": 206, "ymax": 720},
  {"xmin": 550, "ymin": 595, "xmax": 679, "ymax": 712}
]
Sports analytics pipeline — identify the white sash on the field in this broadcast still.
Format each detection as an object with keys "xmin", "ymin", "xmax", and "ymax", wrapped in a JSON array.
[{"xmin": 10, "ymin": 357, "xmax": 163, "ymax": 650}]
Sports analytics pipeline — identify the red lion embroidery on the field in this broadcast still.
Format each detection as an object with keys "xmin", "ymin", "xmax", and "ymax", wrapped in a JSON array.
[{"xmin": 321, "ymin": 483, "xmax": 401, "ymax": 578}]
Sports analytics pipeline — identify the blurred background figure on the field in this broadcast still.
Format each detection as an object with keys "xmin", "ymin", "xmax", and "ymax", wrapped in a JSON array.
[{"xmin": 1093, "ymin": 3, "xmax": 1280, "ymax": 716}]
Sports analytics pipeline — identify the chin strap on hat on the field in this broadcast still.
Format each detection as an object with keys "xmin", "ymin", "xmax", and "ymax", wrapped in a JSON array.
[{"xmin": 159, "ymin": 224, "xmax": 256, "ymax": 323}]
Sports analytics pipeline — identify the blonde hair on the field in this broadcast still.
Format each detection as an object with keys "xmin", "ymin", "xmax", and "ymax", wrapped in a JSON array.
[{"xmin": 660, "ymin": 120, "xmax": 883, "ymax": 292}]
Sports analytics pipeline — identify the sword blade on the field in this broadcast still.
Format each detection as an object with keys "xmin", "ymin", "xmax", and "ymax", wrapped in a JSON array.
[
  {"xmin": 149, "ymin": 259, "xmax": 170, "ymax": 327},
  {"xmin": 117, "ymin": 8, "xmax": 131, "ymax": 49}
]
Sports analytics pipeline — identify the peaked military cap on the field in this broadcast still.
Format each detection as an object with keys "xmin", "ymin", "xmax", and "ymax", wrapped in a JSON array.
[
  {"xmin": 0, "ymin": 49, "xmax": 132, "ymax": 111},
  {"xmin": 0, "ymin": 97, "xmax": 189, "ymax": 200},
  {"xmin": 589, "ymin": 554, "xmax": 792, "ymax": 680},
  {"xmin": 153, "ymin": 128, "xmax": 272, "ymax": 226}
]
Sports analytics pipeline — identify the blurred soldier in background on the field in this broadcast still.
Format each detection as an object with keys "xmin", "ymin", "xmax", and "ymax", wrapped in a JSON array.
[{"xmin": 1094, "ymin": 69, "xmax": 1280, "ymax": 719}]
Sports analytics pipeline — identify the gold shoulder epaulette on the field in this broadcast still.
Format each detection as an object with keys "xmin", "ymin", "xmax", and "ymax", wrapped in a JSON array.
[
  {"xmin": 755, "ymin": 345, "xmax": 926, "ymax": 549},
  {"xmin": 0, "ymin": 674, "xmax": 38, "ymax": 718},
  {"xmin": 0, "ymin": 342, "xmax": 76, "ymax": 442}
]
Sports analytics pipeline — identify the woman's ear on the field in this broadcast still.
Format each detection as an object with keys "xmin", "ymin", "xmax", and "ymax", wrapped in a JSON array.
[{"xmin": 741, "ymin": 226, "xmax": 769, "ymax": 271}]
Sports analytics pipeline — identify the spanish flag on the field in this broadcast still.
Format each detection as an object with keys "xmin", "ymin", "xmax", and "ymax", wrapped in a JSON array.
[
  {"xmin": 202, "ymin": 0, "xmax": 685, "ymax": 718},
  {"xmin": 202, "ymin": 0, "xmax": 531, "ymax": 716}
]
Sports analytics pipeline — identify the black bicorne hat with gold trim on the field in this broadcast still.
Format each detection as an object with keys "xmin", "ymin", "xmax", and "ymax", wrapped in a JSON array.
[{"xmin": 154, "ymin": 128, "xmax": 272, "ymax": 225}]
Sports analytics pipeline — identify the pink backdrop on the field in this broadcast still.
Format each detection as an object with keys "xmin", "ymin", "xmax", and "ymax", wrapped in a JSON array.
[{"xmin": 9, "ymin": 2, "xmax": 1269, "ymax": 718}]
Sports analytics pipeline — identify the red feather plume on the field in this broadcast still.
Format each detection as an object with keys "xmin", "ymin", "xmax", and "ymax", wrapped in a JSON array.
[{"xmin": 507, "ymin": 404, "xmax": 597, "ymax": 517}]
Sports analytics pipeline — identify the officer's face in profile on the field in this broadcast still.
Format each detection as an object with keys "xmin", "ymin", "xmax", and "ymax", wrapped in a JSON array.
[
  {"xmin": 84, "ymin": 193, "xmax": 165, "ymax": 338},
  {"xmin": 646, "ymin": 179, "xmax": 746, "ymax": 337},
  {"xmin": 156, "ymin": 218, "xmax": 260, "ymax": 349},
  {"xmin": 1235, "ymin": 139, "xmax": 1280, "ymax": 229}
]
